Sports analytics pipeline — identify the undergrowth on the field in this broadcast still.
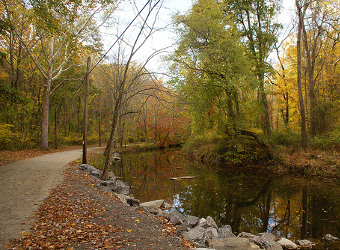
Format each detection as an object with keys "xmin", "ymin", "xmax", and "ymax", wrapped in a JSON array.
[{"xmin": 182, "ymin": 133, "xmax": 268, "ymax": 165}]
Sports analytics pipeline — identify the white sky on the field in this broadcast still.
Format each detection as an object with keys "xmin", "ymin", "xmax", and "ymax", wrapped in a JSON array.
[
  {"xmin": 101, "ymin": 0, "xmax": 296, "ymax": 79},
  {"xmin": 103, "ymin": 0, "xmax": 192, "ymax": 77}
]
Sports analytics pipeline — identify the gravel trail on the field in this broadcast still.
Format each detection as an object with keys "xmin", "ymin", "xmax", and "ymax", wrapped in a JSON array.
[{"xmin": 0, "ymin": 148, "xmax": 102, "ymax": 248}]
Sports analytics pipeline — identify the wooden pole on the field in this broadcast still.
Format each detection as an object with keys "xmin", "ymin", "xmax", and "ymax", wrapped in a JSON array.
[{"xmin": 82, "ymin": 56, "xmax": 91, "ymax": 164}]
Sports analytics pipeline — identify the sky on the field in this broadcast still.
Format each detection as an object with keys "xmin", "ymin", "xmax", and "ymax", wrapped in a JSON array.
[
  {"xmin": 101, "ymin": 0, "xmax": 296, "ymax": 79},
  {"xmin": 100, "ymin": 0, "xmax": 192, "ymax": 76}
]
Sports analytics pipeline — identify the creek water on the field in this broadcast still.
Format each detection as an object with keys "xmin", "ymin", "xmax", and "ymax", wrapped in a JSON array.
[{"xmin": 110, "ymin": 149, "xmax": 340, "ymax": 246}]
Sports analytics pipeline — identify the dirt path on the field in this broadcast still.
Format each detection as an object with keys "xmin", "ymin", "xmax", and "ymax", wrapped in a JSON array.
[{"xmin": 0, "ymin": 148, "xmax": 103, "ymax": 249}]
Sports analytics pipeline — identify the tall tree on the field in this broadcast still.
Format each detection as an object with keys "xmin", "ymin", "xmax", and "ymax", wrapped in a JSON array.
[
  {"xmin": 171, "ymin": 0, "xmax": 251, "ymax": 133},
  {"xmin": 2, "ymin": 0, "xmax": 116, "ymax": 150},
  {"xmin": 223, "ymin": 0, "xmax": 282, "ymax": 138},
  {"xmin": 100, "ymin": 0, "xmax": 165, "ymax": 180},
  {"xmin": 296, "ymin": 0, "xmax": 309, "ymax": 148},
  {"xmin": 0, "ymin": 0, "xmax": 30, "ymax": 90},
  {"xmin": 300, "ymin": 0, "xmax": 335, "ymax": 136}
]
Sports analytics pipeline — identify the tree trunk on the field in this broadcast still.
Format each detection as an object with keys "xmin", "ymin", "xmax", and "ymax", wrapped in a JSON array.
[
  {"xmin": 54, "ymin": 107, "xmax": 58, "ymax": 149},
  {"xmin": 259, "ymin": 76, "xmax": 272, "ymax": 138},
  {"xmin": 101, "ymin": 101, "xmax": 121, "ymax": 180},
  {"xmin": 296, "ymin": 0, "xmax": 308, "ymax": 149},
  {"xmin": 309, "ymin": 70, "xmax": 317, "ymax": 136},
  {"xmin": 239, "ymin": 130, "xmax": 273, "ymax": 160},
  {"xmin": 82, "ymin": 56, "xmax": 90, "ymax": 164},
  {"xmin": 41, "ymin": 78, "xmax": 51, "ymax": 150},
  {"xmin": 99, "ymin": 96, "xmax": 102, "ymax": 147}
]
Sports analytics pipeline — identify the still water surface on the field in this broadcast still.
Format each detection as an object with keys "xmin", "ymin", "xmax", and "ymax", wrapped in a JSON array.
[{"xmin": 111, "ymin": 149, "xmax": 340, "ymax": 245}]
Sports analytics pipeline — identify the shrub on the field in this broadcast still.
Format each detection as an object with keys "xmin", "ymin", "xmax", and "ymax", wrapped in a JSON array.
[
  {"xmin": 0, "ymin": 124, "xmax": 37, "ymax": 150},
  {"xmin": 59, "ymin": 133, "xmax": 83, "ymax": 146},
  {"xmin": 0, "ymin": 124, "xmax": 19, "ymax": 150},
  {"xmin": 183, "ymin": 133, "xmax": 267, "ymax": 164},
  {"xmin": 271, "ymin": 130, "xmax": 301, "ymax": 147},
  {"xmin": 310, "ymin": 131, "xmax": 340, "ymax": 150},
  {"xmin": 87, "ymin": 153, "xmax": 106, "ymax": 171}
]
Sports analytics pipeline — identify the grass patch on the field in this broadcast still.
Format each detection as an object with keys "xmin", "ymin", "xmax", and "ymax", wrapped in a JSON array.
[{"xmin": 87, "ymin": 152, "xmax": 106, "ymax": 171}]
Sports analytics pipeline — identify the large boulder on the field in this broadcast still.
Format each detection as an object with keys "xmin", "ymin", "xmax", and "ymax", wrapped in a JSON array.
[
  {"xmin": 115, "ymin": 193, "xmax": 131, "ymax": 205},
  {"xmin": 186, "ymin": 215, "xmax": 200, "ymax": 228},
  {"xmin": 198, "ymin": 218, "xmax": 207, "ymax": 228},
  {"xmin": 277, "ymin": 238, "xmax": 298, "ymax": 249},
  {"xmin": 169, "ymin": 214, "xmax": 183, "ymax": 225},
  {"xmin": 169, "ymin": 209, "xmax": 187, "ymax": 225},
  {"xmin": 112, "ymin": 179, "xmax": 129, "ymax": 195},
  {"xmin": 218, "ymin": 225, "xmax": 236, "ymax": 238},
  {"xmin": 79, "ymin": 164, "xmax": 102, "ymax": 178},
  {"xmin": 183, "ymin": 226, "xmax": 205, "ymax": 242},
  {"xmin": 253, "ymin": 233, "xmax": 282, "ymax": 250},
  {"xmin": 204, "ymin": 227, "xmax": 219, "ymax": 242},
  {"xmin": 140, "ymin": 199, "xmax": 165, "ymax": 210},
  {"xmin": 79, "ymin": 164, "xmax": 91, "ymax": 171},
  {"xmin": 206, "ymin": 216, "xmax": 218, "ymax": 230},
  {"xmin": 139, "ymin": 200, "xmax": 171, "ymax": 216},
  {"xmin": 208, "ymin": 237, "xmax": 260, "ymax": 250},
  {"xmin": 297, "ymin": 239, "xmax": 315, "ymax": 248},
  {"xmin": 238, "ymin": 232, "xmax": 255, "ymax": 239},
  {"xmin": 176, "ymin": 222, "xmax": 190, "ymax": 236},
  {"xmin": 100, "ymin": 179, "xmax": 129, "ymax": 195}
]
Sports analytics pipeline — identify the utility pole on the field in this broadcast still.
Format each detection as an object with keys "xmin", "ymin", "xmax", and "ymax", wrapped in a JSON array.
[{"xmin": 83, "ymin": 56, "xmax": 91, "ymax": 164}]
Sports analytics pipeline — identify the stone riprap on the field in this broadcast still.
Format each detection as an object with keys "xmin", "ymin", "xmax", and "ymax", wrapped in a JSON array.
[
  {"xmin": 79, "ymin": 164, "xmax": 130, "ymax": 195},
  {"xmin": 78, "ymin": 164, "xmax": 339, "ymax": 250}
]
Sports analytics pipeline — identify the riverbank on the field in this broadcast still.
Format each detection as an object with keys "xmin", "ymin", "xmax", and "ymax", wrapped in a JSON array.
[
  {"xmin": 164, "ymin": 135, "xmax": 340, "ymax": 178},
  {"xmin": 8, "ymin": 141, "xmax": 335, "ymax": 179},
  {"xmin": 272, "ymin": 145, "xmax": 340, "ymax": 178},
  {"xmin": 6, "ymin": 166, "xmax": 190, "ymax": 249},
  {"xmin": 3, "ymin": 147, "xmax": 340, "ymax": 249},
  {"xmin": 7, "ymin": 160, "xmax": 340, "ymax": 250},
  {"xmin": 120, "ymin": 142, "xmax": 340, "ymax": 179}
]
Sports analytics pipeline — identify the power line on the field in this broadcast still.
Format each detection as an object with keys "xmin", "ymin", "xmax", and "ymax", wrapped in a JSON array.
[
  {"xmin": 88, "ymin": 0, "xmax": 153, "ymax": 76},
  {"xmin": 59, "ymin": 0, "xmax": 154, "ymax": 103}
]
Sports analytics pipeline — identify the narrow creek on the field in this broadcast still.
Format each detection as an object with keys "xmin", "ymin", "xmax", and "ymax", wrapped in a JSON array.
[{"xmin": 110, "ymin": 149, "xmax": 340, "ymax": 245}]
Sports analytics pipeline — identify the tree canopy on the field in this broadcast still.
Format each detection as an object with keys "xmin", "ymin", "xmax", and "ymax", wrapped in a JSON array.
[{"xmin": 1, "ymin": 0, "xmax": 340, "ymax": 157}]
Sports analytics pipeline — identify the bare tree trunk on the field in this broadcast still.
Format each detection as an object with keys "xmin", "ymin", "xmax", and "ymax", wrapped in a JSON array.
[
  {"xmin": 41, "ymin": 78, "xmax": 51, "ymax": 150},
  {"xmin": 258, "ymin": 73, "xmax": 272, "ymax": 138},
  {"xmin": 101, "ymin": 98, "xmax": 121, "ymax": 180},
  {"xmin": 296, "ymin": 0, "xmax": 308, "ymax": 149},
  {"xmin": 98, "ymin": 95, "xmax": 102, "ymax": 147}
]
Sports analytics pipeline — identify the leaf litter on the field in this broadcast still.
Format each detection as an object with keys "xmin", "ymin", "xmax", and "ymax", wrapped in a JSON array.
[{"xmin": 8, "ymin": 166, "xmax": 188, "ymax": 249}]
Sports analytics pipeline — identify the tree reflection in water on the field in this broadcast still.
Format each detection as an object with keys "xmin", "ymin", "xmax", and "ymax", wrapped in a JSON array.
[{"xmin": 111, "ymin": 150, "xmax": 340, "ymax": 244}]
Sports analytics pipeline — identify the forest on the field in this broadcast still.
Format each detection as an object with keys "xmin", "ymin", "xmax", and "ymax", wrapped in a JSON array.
[{"xmin": 1, "ymin": 0, "xmax": 340, "ymax": 168}]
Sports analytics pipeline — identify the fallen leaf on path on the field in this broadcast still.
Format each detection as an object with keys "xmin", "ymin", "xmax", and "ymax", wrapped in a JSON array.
[{"xmin": 9, "ymin": 167, "xmax": 124, "ymax": 249}]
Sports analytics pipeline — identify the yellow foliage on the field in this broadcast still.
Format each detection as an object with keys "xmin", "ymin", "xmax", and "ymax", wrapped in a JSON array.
[
  {"xmin": 0, "ymin": 124, "xmax": 19, "ymax": 145},
  {"xmin": 0, "ymin": 68, "xmax": 9, "ymax": 80}
]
